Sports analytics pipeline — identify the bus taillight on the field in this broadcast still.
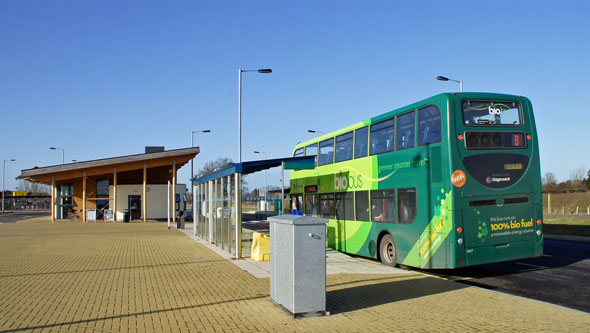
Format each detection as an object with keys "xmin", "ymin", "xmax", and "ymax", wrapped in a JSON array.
[
  {"xmin": 458, "ymin": 134, "xmax": 464, "ymax": 141},
  {"xmin": 537, "ymin": 219, "xmax": 542, "ymax": 225},
  {"xmin": 527, "ymin": 134, "xmax": 531, "ymax": 140},
  {"xmin": 456, "ymin": 227, "xmax": 463, "ymax": 234},
  {"xmin": 457, "ymin": 238, "xmax": 464, "ymax": 245}
]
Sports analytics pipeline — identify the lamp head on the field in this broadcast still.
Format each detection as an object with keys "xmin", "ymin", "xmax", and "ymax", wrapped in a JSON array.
[
  {"xmin": 258, "ymin": 69, "xmax": 272, "ymax": 74},
  {"xmin": 202, "ymin": 130, "xmax": 211, "ymax": 133},
  {"xmin": 437, "ymin": 76, "xmax": 449, "ymax": 81}
]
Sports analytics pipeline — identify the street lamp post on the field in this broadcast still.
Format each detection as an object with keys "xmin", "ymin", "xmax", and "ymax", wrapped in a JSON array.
[
  {"xmin": 307, "ymin": 129, "xmax": 326, "ymax": 135},
  {"xmin": 238, "ymin": 68, "xmax": 272, "ymax": 163},
  {"xmin": 191, "ymin": 130, "xmax": 211, "ymax": 183},
  {"xmin": 436, "ymin": 75, "xmax": 463, "ymax": 92},
  {"xmin": 2, "ymin": 159, "xmax": 16, "ymax": 213},
  {"xmin": 49, "ymin": 147, "xmax": 65, "ymax": 164},
  {"xmin": 254, "ymin": 151, "xmax": 267, "ymax": 211}
]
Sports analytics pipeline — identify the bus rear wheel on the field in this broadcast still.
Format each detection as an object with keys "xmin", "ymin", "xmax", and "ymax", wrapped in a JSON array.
[{"xmin": 379, "ymin": 234, "xmax": 397, "ymax": 266}]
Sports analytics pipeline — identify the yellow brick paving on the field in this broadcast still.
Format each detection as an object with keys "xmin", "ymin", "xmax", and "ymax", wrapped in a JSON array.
[{"xmin": 0, "ymin": 219, "xmax": 589, "ymax": 332}]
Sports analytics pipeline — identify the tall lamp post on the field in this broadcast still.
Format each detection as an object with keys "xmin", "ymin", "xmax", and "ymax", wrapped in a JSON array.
[
  {"xmin": 307, "ymin": 129, "xmax": 326, "ymax": 136},
  {"xmin": 436, "ymin": 75, "xmax": 463, "ymax": 92},
  {"xmin": 191, "ymin": 130, "xmax": 211, "ymax": 182},
  {"xmin": 254, "ymin": 151, "xmax": 267, "ymax": 211},
  {"xmin": 238, "ymin": 68, "xmax": 272, "ymax": 163},
  {"xmin": 2, "ymin": 159, "xmax": 16, "ymax": 213},
  {"xmin": 49, "ymin": 147, "xmax": 65, "ymax": 164}
]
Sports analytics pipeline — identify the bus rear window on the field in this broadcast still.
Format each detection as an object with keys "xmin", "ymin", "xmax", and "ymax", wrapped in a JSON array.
[{"xmin": 462, "ymin": 101, "xmax": 521, "ymax": 126}]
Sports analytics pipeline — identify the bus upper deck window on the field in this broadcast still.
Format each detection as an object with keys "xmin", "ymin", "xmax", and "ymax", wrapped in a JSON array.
[
  {"xmin": 462, "ymin": 101, "xmax": 521, "ymax": 126},
  {"xmin": 418, "ymin": 105, "xmax": 442, "ymax": 145}
]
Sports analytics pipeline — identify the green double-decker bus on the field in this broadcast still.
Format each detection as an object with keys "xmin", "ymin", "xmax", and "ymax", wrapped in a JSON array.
[{"xmin": 290, "ymin": 92, "xmax": 543, "ymax": 269}]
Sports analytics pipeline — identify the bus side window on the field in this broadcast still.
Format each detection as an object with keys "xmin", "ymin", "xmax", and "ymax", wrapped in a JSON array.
[
  {"xmin": 398, "ymin": 188, "xmax": 417, "ymax": 224},
  {"xmin": 370, "ymin": 119, "xmax": 395, "ymax": 155},
  {"xmin": 305, "ymin": 194, "xmax": 318, "ymax": 217},
  {"xmin": 319, "ymin": 193, "xmax": 335, "ymax": 219},
  {"xmin": 318, "ymin": 138, "xmax": 334, "ymax": 166},
  {"xmin": 396, "ymin": 111, "xmax": 416, "ymax": 150},
  {"xmin": 354, "ymin": 126, "xmax": 368, "ymax": 159},
  {"xmin": 355, "ymin": 191, "xmax": 369, "ymax": 221},
  {"xmin": 418, "ymin": 105, "xmax": 442, "ymax": 145},
  {"xmin": 370, "ymin": 189, "xmax": 396, "ymax": 223},
  {"xmin": 335, "ymin": 192, "xmax": 354, "ymax": 221}
]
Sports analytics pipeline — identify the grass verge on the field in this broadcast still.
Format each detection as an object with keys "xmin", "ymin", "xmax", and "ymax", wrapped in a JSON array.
[{"xmin": 544, "ymin": 216, "xmax": 590, "ymax": 236}]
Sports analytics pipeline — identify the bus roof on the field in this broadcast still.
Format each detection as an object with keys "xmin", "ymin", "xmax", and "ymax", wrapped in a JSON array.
[{"xmin": 292, "ymin": 92, "xmax": 528, "ymax": 152}]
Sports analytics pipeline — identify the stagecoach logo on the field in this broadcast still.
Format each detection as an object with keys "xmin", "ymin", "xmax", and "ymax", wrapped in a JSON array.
[
  {"xmin": 486, "ymin": 176, "xmax": 511, "ymax": 184},
  {"xmin": 451, "ymin": 170, "xmax": 466, "ymax": 187}
]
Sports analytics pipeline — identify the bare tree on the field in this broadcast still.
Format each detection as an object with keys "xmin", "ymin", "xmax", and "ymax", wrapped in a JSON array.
[
  {"xmin": 543, "ymin": 172, "xmax": 557, "ymax": 186},
  {"xmin": 570, "ymin": 165, "xmax": 585, "ymax": 181},
  {"xmin": 198, "ymin": 157, "xmax": 233, "ymax": 174},
  {"xmin": 17, "ymin": 180, "xmax": 50, "ymax": 195}
]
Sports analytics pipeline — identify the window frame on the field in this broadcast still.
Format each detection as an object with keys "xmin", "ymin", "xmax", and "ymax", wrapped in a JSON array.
[
  {"xmin": 461, "ymin": 100, "xmax": 523, "ymax": 127},
  {"xmin": 355, "ymin": 190, "xmax": 370, "ymax": 221},
  {"xmin": 319, "ymin": 193, "xmax": 335, "ymax": 219},
  {"xmin": 396, "ymin": 110, "xmax": 416, "ymax": 150},
  {"xmin": 318, "ymin": 138, "xmax": 335, "ymax": 166},
  {"xmin": 418, "ymin": 105, "xmax": 443, "ymax": 146},
  {"xmin": 354, "ymin": 126, "xmax": 369, "ymax": 159},
  {"xmin": 370, "ymin": 189, "xmax": 396, "ymax": 223},
  {"xmin": 370, "ymin": 118, "xmax": 396, "ymax": 156},
  {"xmin": 397, "ymin": 187, "xmax": 417, "ymax": 225},
  {"xmin": 335, "ymin": 131, "xmax": 354, "ymax": 163}
]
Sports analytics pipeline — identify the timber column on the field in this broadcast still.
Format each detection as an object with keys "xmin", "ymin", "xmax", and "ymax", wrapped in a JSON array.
[
  {"xmin": 172, "ymin": 160, "xmax": 176, "ymax": 223},
  {"xmin": 83, "ymin": 172, "xmax": 87, "ymax": 223},
  {"xmin": 113, "ymin": 168, "xmax": 117, "ymax": 222},
  {"xmin": 51, "ymin": 177, "xmax": 55, "ymax": 222},
  {"xmin": 143, "ymin": 163, "xmax": 147, "ymax": 222}
]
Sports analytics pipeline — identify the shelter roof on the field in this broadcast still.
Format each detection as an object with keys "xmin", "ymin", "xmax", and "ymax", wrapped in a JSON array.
[
  {"xmin": 192, "ymin": 155, "xmax": 316, "ymax": 185},
  {"xmin": 17, "ymin": 147, "xmax": 200, "ymax": 184}
]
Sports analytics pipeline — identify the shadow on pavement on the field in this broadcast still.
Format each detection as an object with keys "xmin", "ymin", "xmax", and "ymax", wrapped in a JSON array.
[{"xmin": 327, "ymin": 275, "xmax": 465, "ymax": 314}]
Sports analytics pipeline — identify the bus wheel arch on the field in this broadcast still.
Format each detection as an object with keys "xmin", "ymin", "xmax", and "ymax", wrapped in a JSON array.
[{"xmin": 377, "ymin": 232, "xmax": 397, "ymax": 266}]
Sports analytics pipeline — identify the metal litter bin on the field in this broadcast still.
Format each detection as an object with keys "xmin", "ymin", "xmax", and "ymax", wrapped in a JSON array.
[
  {"xmin": 177, "ymin": 211, "xmax": 185, "ymax": 229},
  {"xmin": 268, "ymin": 215, "xmax": 328, "ymax": 317}
]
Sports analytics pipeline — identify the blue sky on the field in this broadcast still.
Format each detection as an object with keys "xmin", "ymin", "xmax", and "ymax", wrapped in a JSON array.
[{"xmin": 1, "ymin": 0, "xmax": 589, "ymax": 191}]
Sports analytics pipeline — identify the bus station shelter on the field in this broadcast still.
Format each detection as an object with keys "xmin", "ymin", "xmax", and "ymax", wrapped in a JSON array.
[
  {"xmin": 192, "ymin": 156, "xmax": 315, "ymax": 258},
  {"xmin": 17, "ymin": 147, "xmax": 199, "ymax": 223}
]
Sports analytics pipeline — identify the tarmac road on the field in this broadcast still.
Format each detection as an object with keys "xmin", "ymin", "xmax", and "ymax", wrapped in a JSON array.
[
  {"xmin": 413, "ymin": 237, "xmax": 590, "ymax": 313},
  {"xmin": 0, "ymin": 210, "xmax": 50, "ymax": 223}
]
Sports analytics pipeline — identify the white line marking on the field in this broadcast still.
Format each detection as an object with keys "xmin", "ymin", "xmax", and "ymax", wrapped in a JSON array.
[{"xmin": 517, "ymin": 262, "xmax": 548, "ymax": 269}]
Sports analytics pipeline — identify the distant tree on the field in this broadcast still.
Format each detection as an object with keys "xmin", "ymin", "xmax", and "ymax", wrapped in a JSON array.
[
  {"xmin": 17, "ymin": 180, "xmax": 50, "ymax": 195},
  {"xmin": 584, "ymin": 169, "xmax": 590, "ymax": 191},
  {"xmin": 569, "ymin": 165, "xmax": 586, "ymax": 192},
  {"xmin": 543, "ymin": 172, "xmax": 557, "ymax": 186},
  {"xmin": 197, "ymin": 157, "xmax": 248, "ymax": 188},
  {"xmin": 197, "ymin": 157, "xmax": 233, "ymax": 174}
]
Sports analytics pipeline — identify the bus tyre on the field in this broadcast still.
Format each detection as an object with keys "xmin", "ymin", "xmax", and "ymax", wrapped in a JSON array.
[{"xmin": 379, "ymin": 234, "xmax": 397, "ymax": 266}]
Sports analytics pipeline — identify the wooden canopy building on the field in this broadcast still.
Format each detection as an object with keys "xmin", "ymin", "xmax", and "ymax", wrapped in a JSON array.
[{"xmin": 17, "ymin": 147, "xmax": 199, "ymax": 222}]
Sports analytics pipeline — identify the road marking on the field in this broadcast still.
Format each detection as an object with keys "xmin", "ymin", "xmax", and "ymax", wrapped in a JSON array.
[{"xmin": 516, "ymin": 262, "xmax": 548, "ymax": 269}]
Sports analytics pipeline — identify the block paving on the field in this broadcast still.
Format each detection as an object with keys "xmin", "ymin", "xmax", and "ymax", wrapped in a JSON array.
[{"xmin": 0, "ymin": 218, "xmax": 589, "ymax": 332}]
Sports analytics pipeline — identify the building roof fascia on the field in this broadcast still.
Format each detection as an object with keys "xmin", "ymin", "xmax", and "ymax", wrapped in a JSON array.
[{"xmin": 18, "ymin": 147, "xmax": 200, "ymax": 180}]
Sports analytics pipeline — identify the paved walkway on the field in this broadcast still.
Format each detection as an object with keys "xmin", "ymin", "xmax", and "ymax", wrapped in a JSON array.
[{"xmin": 0, "ymin": 219, "xmax": 588, "ymax": 332}]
